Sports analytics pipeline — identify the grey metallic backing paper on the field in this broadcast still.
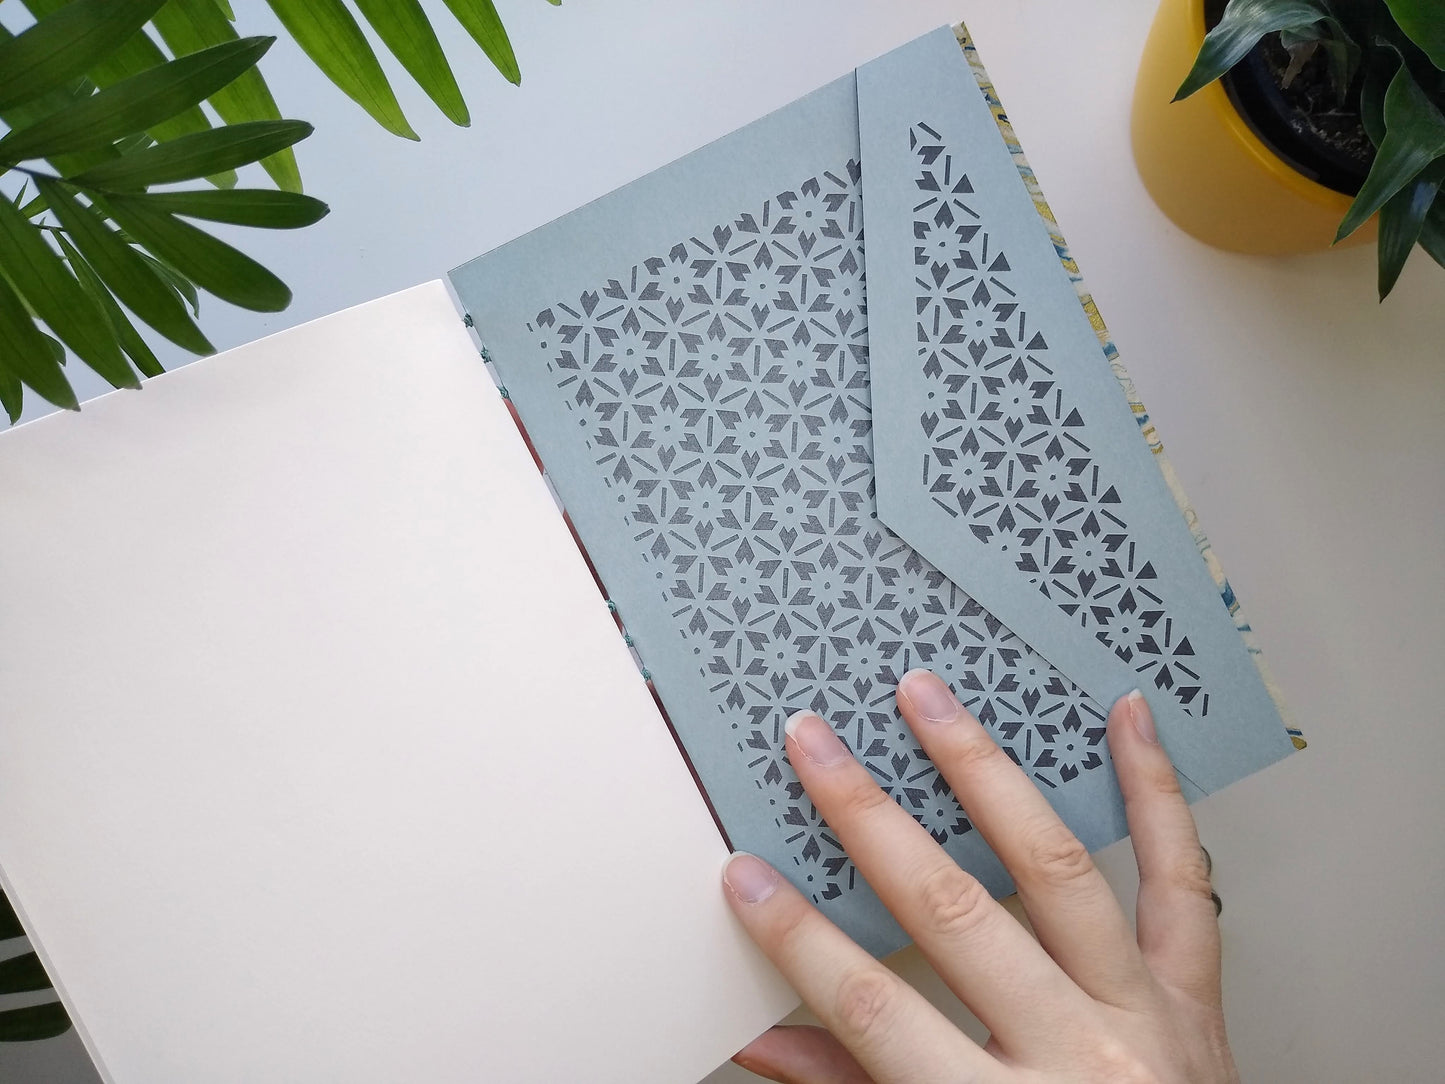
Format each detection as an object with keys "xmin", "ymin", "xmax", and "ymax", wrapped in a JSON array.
[{"xmin": 451, "ymin": 25, "xmax": 1296, "ymax": 955}]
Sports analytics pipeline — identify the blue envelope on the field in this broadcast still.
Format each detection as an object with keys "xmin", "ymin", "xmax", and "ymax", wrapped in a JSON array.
[{"xmin": 450, "ymin": 24, "xmax": 1300, "ymax": 955}]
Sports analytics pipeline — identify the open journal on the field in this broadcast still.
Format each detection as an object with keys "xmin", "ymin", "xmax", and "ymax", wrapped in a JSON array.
[{"xmin": 0, "ymin": 24, "xmax": 1300, "ymax": 1084}]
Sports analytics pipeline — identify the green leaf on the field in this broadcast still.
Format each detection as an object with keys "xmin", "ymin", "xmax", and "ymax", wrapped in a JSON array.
[
  {"xmin": 0, "ymin": 37, "xmax": 274, "ymax": 163},
  {"xmin": 1383, "ymin": 0, "xmax": 1445, "ymax": 68},
  {"xmin": 56, "ymin": 232, "xmax": 167, "ymax": 377},
  {"xmin": 354, "ymin": 0, "xmax": 470, "ymax": 125},
  {"xmin": 18, "ymin": 1, "xmax": 220, "ymax": 156},
  {"xmin": 0, "ymin": 196, "xmax": 138, "ymax": 390},
  {"xmin": 0, "ymin": 0, "xmax": 165, "ymax": 111},
  {"xmin": 71, "ymin": 120, "xmax": 313, "ymax": 190},
  {"xmin": 151, "ymin": 0, "xmax": 301, "ymax": 192},
  {"xmin": 1359, "ymin": 52, "xmax": 1394, "ymax": 148},
  {"xmin": 1376, "ymin": 166, "xmax": 1443, "ymax": 298},
  {"xmin": 0, "ymin": 893, "xmax": 22, "ymax": 942},
  {"xmin": 442, "ymin": 0, "xmax": 522, "ymax": 85},
  {"xmin": 1174, "ymin": 0, "xmax": 1340, "ymax": 101},
  {"xmin": 134, "ymin": 188, "xmax": 330, "ymax": 229},
  {"xmin": 0, "ymin": 1002, "xmax": 72, "ymax": 1042},
  {"xmin": 97, "ymin": 195, "xmax": 292, "ymax": 312},
  {"xmin": 40, "ymin": 179, "xmax": 212, "ymax": 353},
  {"xmin": 1338, "ymin": 65, "xmax": 1445, "ymax": 241},
  {"xmin": 0, "ymin": 357, "xmax": 22, "ymax": 424},
  {"xmin": 137, "ymin": 251, "xmax": 201, "ymax": 315},
  {"xmin": 0, "ymin": 274, "xmax": 78, "ymax": 411},
  {"xmin": 0, "ymin": 952, "xmax": 52, "ymax": 995},
  {"xmin": 1418, "ymin": 192, "xmax": 1445, "ymax": 270},
  {"xmin": 263, "ymin": 0, "xmax": 418, "ymax": 139}
]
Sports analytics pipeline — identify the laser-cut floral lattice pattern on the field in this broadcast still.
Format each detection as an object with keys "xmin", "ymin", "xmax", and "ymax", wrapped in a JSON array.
[
  {"xmin": 909, "ymin": 121, "xmax": 1212, "ymax": 718},
  {"xmin": 529, "ymin": 162, "xmax": 1107, "ymax": 904}
]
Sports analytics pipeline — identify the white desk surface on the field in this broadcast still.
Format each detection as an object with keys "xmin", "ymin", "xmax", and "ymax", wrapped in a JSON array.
[{"xmin": 2, "ymin": 2, "xmax": 1441, "ymax": 1082}]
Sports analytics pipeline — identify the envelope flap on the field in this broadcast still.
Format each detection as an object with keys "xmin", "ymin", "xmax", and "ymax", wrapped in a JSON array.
[{"xmin": 856, "ymin": 27, "xmax": 1295, "ymax": 793}]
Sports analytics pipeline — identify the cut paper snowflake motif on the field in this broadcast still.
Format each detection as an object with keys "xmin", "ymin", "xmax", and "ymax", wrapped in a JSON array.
[
  {"xmin": 533, "ymin": 160, "xmax": 1109, "ymax": 904},
  {"xmin": 909, "ymin": 121, "xmax": 1211, "ymax": 717}
]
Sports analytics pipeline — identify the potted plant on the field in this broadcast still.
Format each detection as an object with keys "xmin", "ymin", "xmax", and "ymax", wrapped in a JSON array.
[{"xmin": 1132, "ymin": 0, "xmax": 1445, "ymax": 298}]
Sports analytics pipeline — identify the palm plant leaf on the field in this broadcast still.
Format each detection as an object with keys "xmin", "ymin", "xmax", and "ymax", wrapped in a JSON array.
[
  {"xmin": 0, "ymin": 37, "xmax": 273, "ymax": 162},
  {"xmin": 38, "ymin": 178, "xmax": 214, "ymax": 353},
  {"xmin": 0, "ymin": 271, "xmax": 78, "ymax": 411},
  {"xmin": 0, "ymin": 193, "xmax": 138, "ymax": 390},
  {"xmin": 56, "ymin": 231, "xmax": 167, "ymax": 377},
  {"xmin": 97, "ymin": 194, "xmax": 293, "ymax": 312},
  {"xmin": 355, "ymin": 0, "xmax": 470, "ymax": 125},
  {"xmin": 71, "ymin": 119, "xmax": 313, "ymax": 190},
  {"xmin": 441, "ymin": 0, "xmax": 522, "ymax": 86},
  {"xmin": 137, "ymin": 188, "xmax": 330, "ymax": 229},
  {"xmin": 0, "ymin": 0, "xmax": 165, "ymax": 111},
  {"xmin": 264, "ymin": 0, "xmax": 418, "ymax": 139},
  {"xmin": 151, "ymin": 0, "xmax": 301, "ymax": 192}
]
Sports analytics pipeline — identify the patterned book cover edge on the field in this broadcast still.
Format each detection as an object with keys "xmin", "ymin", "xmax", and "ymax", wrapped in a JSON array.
[{"xmin": 951, "ymin": 22, "xmax": 1304, "ymax": 750}]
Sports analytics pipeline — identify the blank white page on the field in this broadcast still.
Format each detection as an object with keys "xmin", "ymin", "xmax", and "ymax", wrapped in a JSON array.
[{"xmin": 0, "ymin": 282, "xmax": 795, "ymax": 1083}]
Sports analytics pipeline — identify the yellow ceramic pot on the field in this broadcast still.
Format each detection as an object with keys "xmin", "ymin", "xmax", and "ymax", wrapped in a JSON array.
[{"xmin": 1131, "ymin": 0, "xmax": 1375, "ymax": 253}]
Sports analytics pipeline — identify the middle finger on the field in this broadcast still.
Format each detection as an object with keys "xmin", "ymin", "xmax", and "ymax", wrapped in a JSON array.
[
  {"xmin": 784, "ymin": 708, "xmax": 1091, "ymax": 1052},
  {"xmin": 896, "ymin": 669, "xmax": 1151, "ymax": 1010}
]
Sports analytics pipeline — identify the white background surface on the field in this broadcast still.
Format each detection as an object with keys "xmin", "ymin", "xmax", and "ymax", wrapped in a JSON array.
[{"xmin": 1, "ymin": 1, "xmax": 1441, "ymax": 1081}]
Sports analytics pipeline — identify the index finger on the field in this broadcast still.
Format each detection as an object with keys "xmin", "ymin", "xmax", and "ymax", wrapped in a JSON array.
[{"xmin": 722, "ymin": 852, "xmax": 998, "ymax": 1084}]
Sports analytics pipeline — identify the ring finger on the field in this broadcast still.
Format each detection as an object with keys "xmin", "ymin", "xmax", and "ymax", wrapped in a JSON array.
[
  {"xmin": 782, "ymin": 709, "xmax": 1093, "ymax": 1052},
  {"xmin": 896, "ymin": 670, "xmax": 1151, "ymax": 1010}
]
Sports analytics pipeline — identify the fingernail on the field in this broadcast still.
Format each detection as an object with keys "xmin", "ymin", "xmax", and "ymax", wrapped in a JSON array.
[
  {"xmin": 1127, "ymin": 689, "xmax": 1157, "ymax": 743},
  {"xmin": 784, "ymin": 710, "xmax": 852, "ymax": 766},
  {"xmin": 899, "ymin": 669, "xmax": 961, "ymax": 724},
  {"xmin": 723, "ymin": 852, "xmax": 778, "ymax": 904}
]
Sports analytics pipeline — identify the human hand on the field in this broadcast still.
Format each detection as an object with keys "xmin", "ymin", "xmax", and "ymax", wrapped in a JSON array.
[{"xmin": 723, "ymin": 669, "xmax": 1235, "ymax": 1084}]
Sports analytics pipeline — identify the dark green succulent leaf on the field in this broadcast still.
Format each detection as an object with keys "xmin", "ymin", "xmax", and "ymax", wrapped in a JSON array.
[
  {"xmin": 0, "ymin": 37, "xmax": 273, "ymax": 163},
  {"xmin": 0, "ymin": 359, "xmax": 22, "ymax": 424},
  {"xmin": 264, "ymin": 0, "xmax": 418, "ymax": 139},
  {"xmin": 0, "ymin": 0, "xmax": 164, "ymax": 111},
  {"xmin": 97, "ymin": 195, "xmax": 292, "ymax": 312},
  {"xmin": 56, "ymin": 232, "xmax": 167, "ymax": 377},
  {"xmin": 151, "ymin": 0, "xmax": 302, "ymax": 192},
  {"xmin": 135, "ymin": 188, "xmax": 330, "ymax": 229},
  {"xmin": 1376, "ymin": 166, "xmax": 1443, "ymax": 297},
  {"xmin": 1174, "ymin": 0, "xmax": 1347, "ymax": 101},
  {"xmin": 0, "ymin": 196, "xmax": 137, "ymax": 390},
  {"xmin": 1319, "ymin": 37, "xmax": 1359, "ymax": 99},
  {"xmin": 0, "ymin": 892, "xmax": 22, "ymax": 942},
  {"xmin": 0, "ymin": 952, "xmax": 52, "ymax": 995},
  {"xmin": 1383, "ymin": 0, "xmax": 1445, "ymax": 68},
  {"xmin": 1338, "ymin": 64, "xmax": 1445, "ymax": 240},
  {"xmin": 71, "ymin": 120, "xmax": 313, "ymax": 190},
  {"xmin": 0, "ymin": 1002, "xmax": 72, "ymax": 1042},
  {"xmin": 442, "ymin": 0, "xmax": 522, "ymax": 85},
  {"xmin": 136, "ymin": 251, "xmax": 201, "ymax": 315},
  {"xmin": 355, "ymin": 0, "xmax": 470, "ymax": 125},
  {"xmin": 1418, "ymin": 191, "xmax": 1445, "ymax": 269},
  {"xmin": 1359, "ymin": 50, "xmax": 1395, "ymax": 147},
  {"xmin": 40, "ymin": 179, "xmax": 212, "ymax": 354},
  {"xmin": 0, "ymin": 274, "xmax": 78, "ymax": 411}
]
